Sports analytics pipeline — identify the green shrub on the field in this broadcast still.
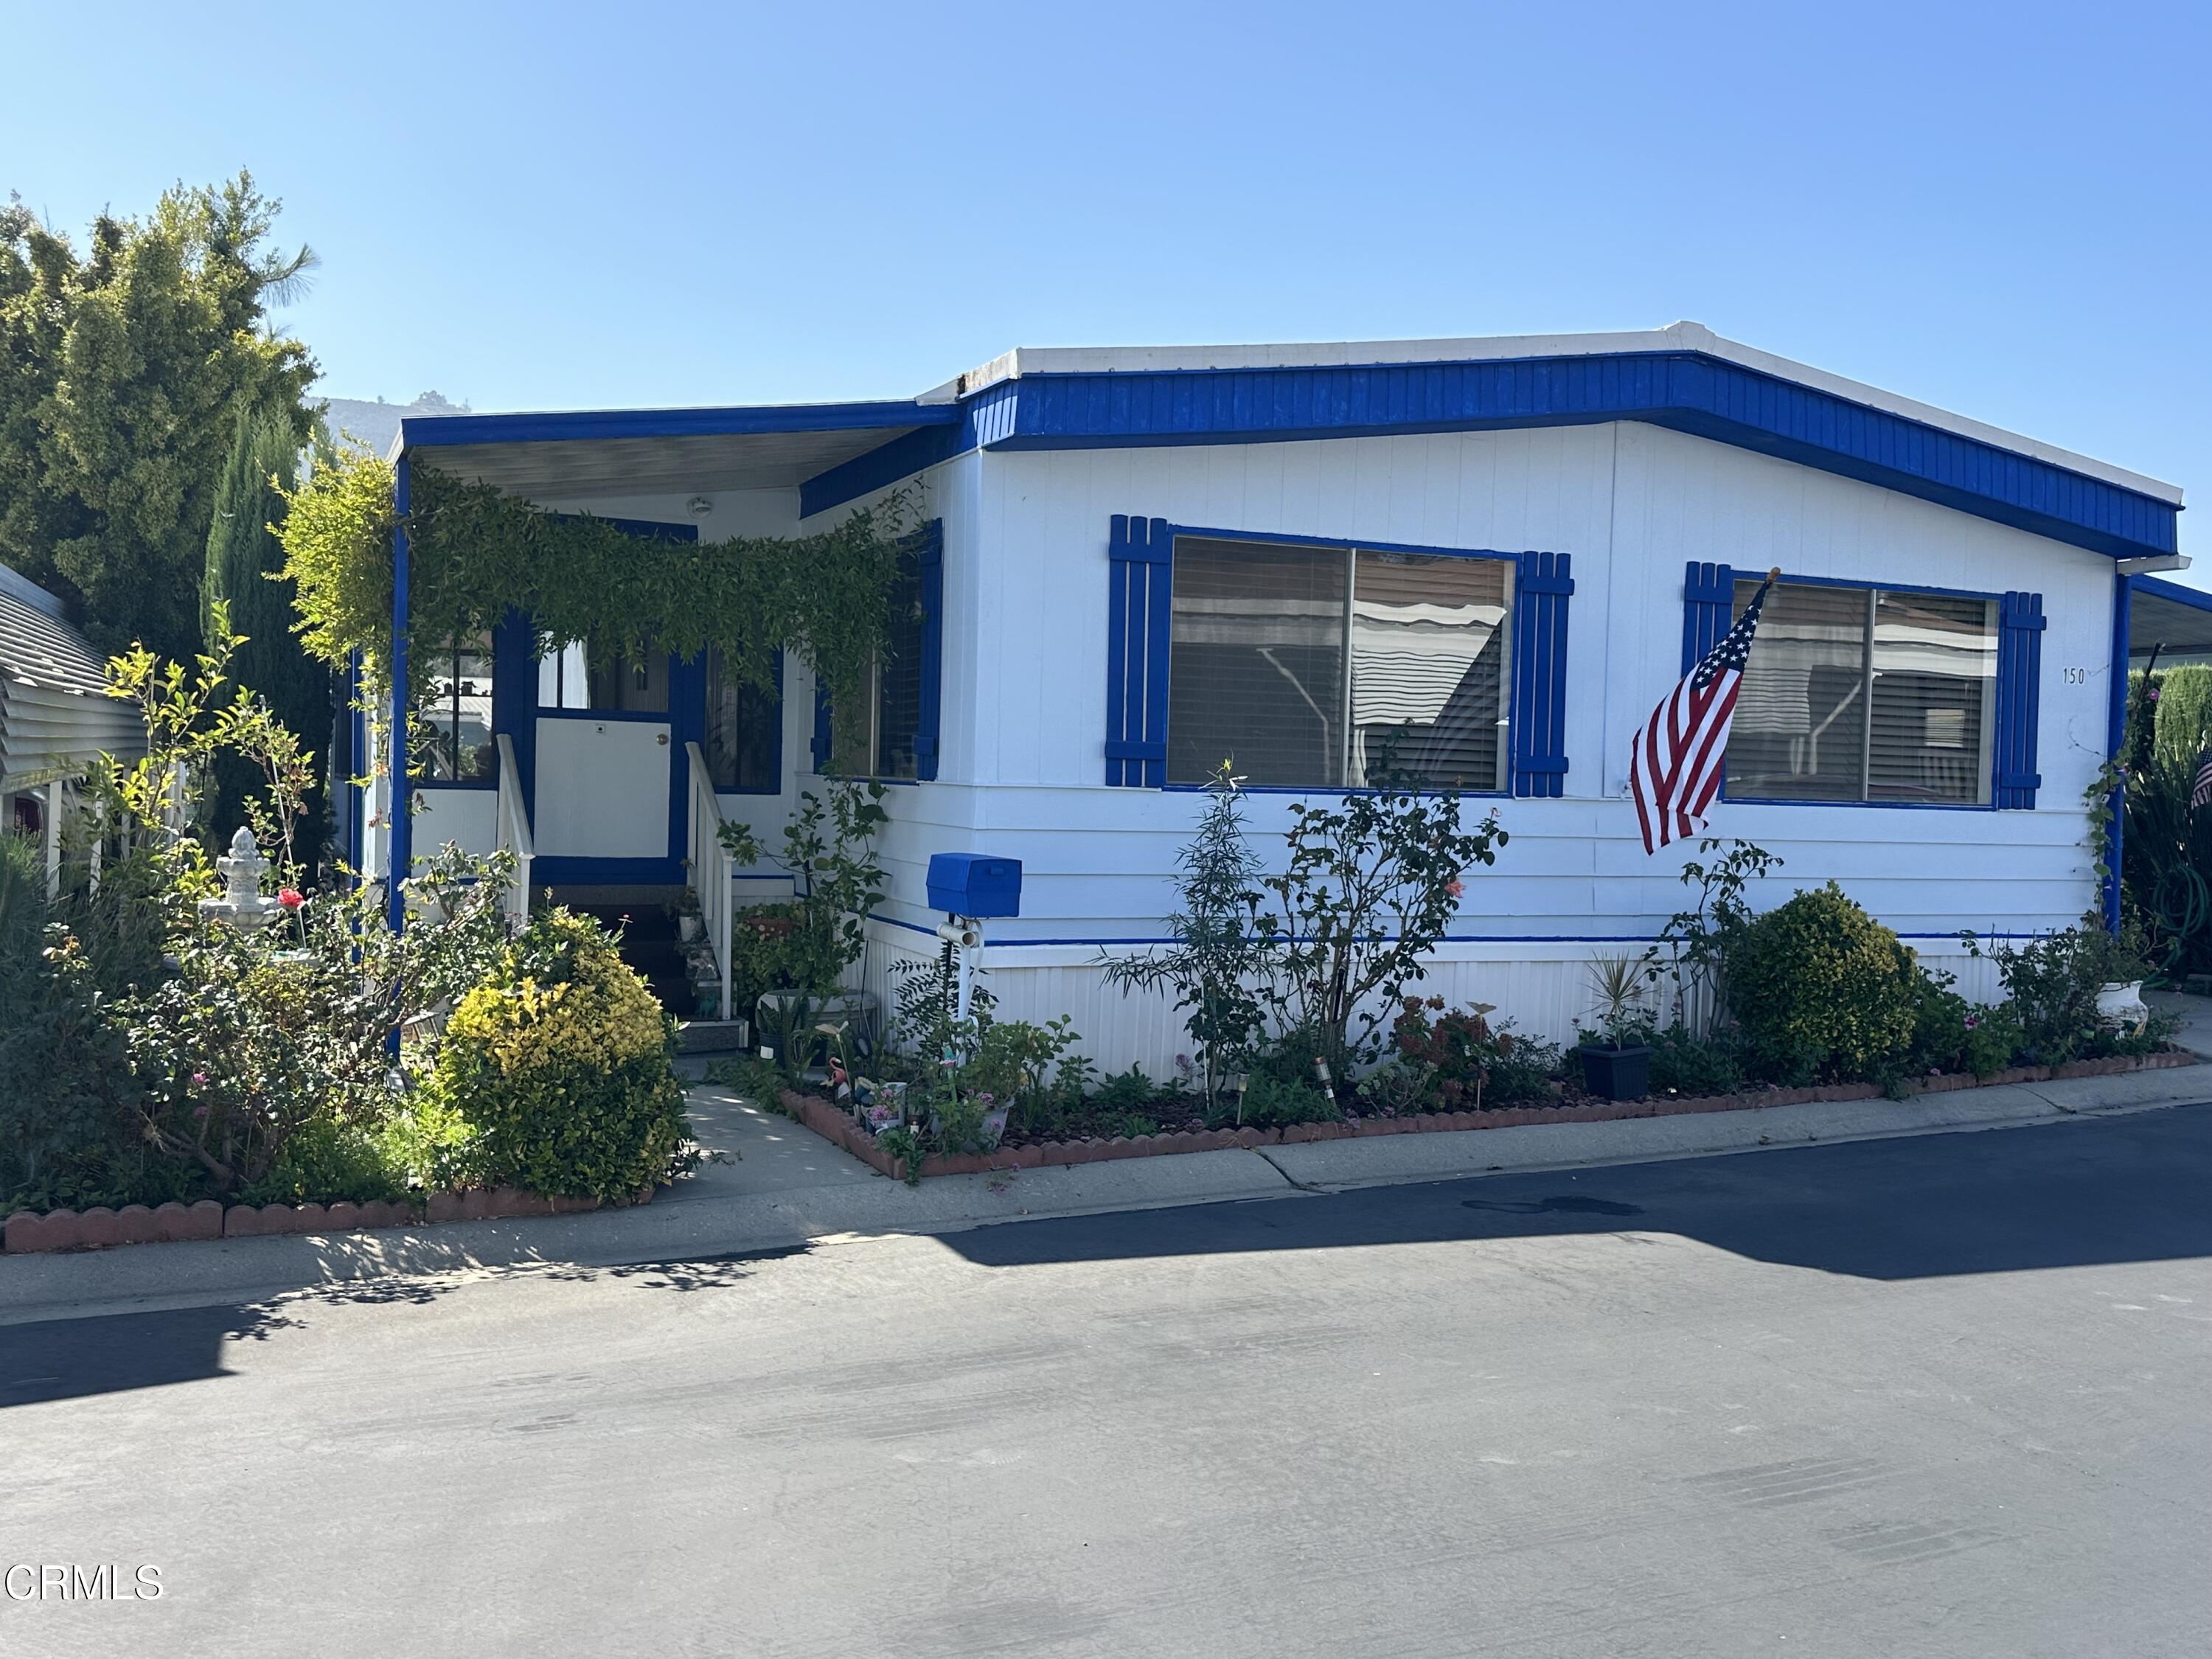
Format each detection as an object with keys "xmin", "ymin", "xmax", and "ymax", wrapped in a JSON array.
[
  {"xmin": 1644, "ymin": 1023, "xmax": 1750, "ymax": 1096},
  {"xmin": 726, "ymin": 902, "xmax": 844, "ymax": 1012},
  {"xmin": 1, "ymin": 838, "xmax": 139, "ymax": 1212},
  {"xmin": 1388, "ymin": 996, "xmax": 1557, "ymax": 1109},
  {"xmin": 428, "ymin": 911, "xmax": 698, "ymax": 1202},
  {"xmin": 1972, "ymin": 924, "xmax": 2151, "ymax": 1066},
  {"xmin": 1727, "ymin": 884, "xmax": 1917, "ymax": 1080},
  {"xmin": 1238, "ymin": 1071, "xmax": 1340, "ymax": 1129},
  {"xmin": 1093, "ymin": 1065, "xmax": 1162, "ymax": 1113},
  {"xmin": 238, "ymin": 1116, "xmax": 410, "ymax": 1206},
  {"xmin": 1905, "ymin": 967, "xmax": 2023, "ymax": 1079}
]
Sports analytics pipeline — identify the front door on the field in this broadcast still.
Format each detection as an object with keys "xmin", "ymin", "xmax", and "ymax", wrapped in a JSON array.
[
  {"xmin": 521, "ymin": 633, "xmax": 701, "ymax": 881},
  {"xmin": 533, "ymin": 714, "xmax": 670, "ymax": 858}
]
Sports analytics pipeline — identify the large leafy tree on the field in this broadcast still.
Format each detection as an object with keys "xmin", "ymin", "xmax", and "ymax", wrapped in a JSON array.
[
  {"xmin": 0, "ymin": 172, "xmax": 318, "ymax": 661},
  {"xmin": 203, "ymin": 405, "xmax": 333, "ymax": 855}
]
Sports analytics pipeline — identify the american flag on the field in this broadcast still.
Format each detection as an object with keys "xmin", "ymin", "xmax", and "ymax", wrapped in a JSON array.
[
  {"xmin": 2193, "ymin": 743, "xmax": 2212, "ymax": 813},
  {"xmin": 1630, "ymin": 572, "xmax": 1778, "ymax": 855}
]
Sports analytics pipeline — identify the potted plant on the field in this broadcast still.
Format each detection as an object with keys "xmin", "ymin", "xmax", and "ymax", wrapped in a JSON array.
[
  {"xmin": 2093, "ymin": 925, "xmax": 2155, "ymax": 1032},
  {"xmin": 672, "ymin": 888, "xmax": 704, "ymax": 945},
  {"xmin": 1578, "ymin": 955, "xmax": 1652, "ymax": 1102}
]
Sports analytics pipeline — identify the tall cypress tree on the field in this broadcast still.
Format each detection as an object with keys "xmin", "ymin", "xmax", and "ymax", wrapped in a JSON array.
[{"xmin": 202, "ymin": 406, "xmax": 333, "ymax": 861}]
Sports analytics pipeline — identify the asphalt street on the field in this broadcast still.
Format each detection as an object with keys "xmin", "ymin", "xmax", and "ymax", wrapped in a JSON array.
[{"xmin": 4, "ymin": 1108, "xmax": 2209, "ymax": 1658}]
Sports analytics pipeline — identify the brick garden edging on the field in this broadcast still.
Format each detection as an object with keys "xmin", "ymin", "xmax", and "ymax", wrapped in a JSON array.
[
  {"xmin": 782, "ymin": 1048, "xmax": 2200, "ymax": 1183},
  {"xmin": 1, "ymin": 1185, "xmax": 644, "ymax": 1256}
]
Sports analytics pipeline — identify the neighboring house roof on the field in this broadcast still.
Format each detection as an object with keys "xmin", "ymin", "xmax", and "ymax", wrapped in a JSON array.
[
  {"xmin": 395, "ymin": 323, "xmax": 2185, "ymax": 563},
  {"xmin": 0, "ymin": 565, "xmax": 143, "ymax": 791}
]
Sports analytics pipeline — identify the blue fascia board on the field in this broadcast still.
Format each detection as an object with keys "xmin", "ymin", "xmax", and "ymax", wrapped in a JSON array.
[
  {"xmin": 800, "ymin": 422, "xmax": 967, "ymax": 518},
  {"xmin": 798, "ymin": 383, "xmax": 1019, "ymax": 518},
  {"xmin": 960, "ymin": 352, "xmax": 2177, "ymax": 562},
  {"xmin": 398, "ymin": 400, "xmax": 959, "ymax": 453}
]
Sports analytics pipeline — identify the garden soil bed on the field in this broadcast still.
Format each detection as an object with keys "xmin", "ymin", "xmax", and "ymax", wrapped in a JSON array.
[
  {"xmin": 2, "ymin": 1183, "xmax": 654, "ymax": 1256},
  {"xmin": 782, "ymin": 1048, "xmax": 2202, "ymax": 1183}
]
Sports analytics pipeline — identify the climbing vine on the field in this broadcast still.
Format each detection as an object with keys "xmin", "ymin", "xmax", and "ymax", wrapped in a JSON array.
[{"xmin": 277, "ymin": 447, "xmax": 917, "ymax": 717}]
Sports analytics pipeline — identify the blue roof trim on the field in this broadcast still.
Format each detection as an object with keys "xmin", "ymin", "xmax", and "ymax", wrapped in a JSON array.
[
  {"xmin": 962, "ymin": 353, "xmax": 2177, "ymax": 561},
  {"xmin": 2131, "ymin": 573, "xmax": 2212, "ymax": 614},
  {"xmin": 797, "ymin": 383, "xmax": 1018, "ymax": 518},
  {"xmin": 800, "ymin": 422, "xmax": 967, "ymax": 518},
  {"xmin": 398, "ymin": 400, "xmax": 958, "ymax": 452}
]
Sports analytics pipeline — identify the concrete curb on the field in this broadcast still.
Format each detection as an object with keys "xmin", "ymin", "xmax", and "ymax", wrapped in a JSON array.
[
  {"xmin": 3, "ymin": 1186, "xmax": 625, "ymax": 1256},
  {"xmin": 5, "ymin": 1068, "xmax": 2207, "ymax": 1321}
]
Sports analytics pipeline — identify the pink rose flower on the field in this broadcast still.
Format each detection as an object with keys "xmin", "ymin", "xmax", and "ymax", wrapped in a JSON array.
[
  {"xmin": 1446, "ymin": 880, "xmax": 1464, "ymax": 898},
  {"xmin": 277, "ymin": 888, "xmax": 305, "ymax": 911}
]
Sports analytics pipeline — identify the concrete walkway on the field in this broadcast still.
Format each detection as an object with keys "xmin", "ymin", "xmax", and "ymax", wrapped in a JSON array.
[
  {"xmin": 2148, "ymin": 989, "xmax": 2212, "ymax": 1058},
  {"xmin": 5, "ymin": 1059, "xmax": 2208, "ymax": 1321}
]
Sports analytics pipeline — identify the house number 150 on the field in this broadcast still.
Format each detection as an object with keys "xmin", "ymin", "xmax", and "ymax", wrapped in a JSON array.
[{"xmin": 2062, "ymin": 667, "xmax": 2087, "ymax": 684}]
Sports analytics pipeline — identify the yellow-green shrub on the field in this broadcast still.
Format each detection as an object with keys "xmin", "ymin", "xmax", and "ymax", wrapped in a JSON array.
[
  {"xmin": 428, "ymin": 911, "xmax": 695, "ymax": 1201},
  {"xmin": 1727, "ymin": 883, "xmax": 1918, "ymax": 1080}
]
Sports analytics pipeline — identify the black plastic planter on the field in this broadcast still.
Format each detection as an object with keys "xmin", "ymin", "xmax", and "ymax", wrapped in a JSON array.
[{"xmin": 1579, "ymin": 1044, "xmax": 1652, "ymax": 1102}]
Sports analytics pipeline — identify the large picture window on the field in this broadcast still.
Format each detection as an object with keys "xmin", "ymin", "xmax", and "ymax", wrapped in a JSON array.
[
  {"xmin": 1725, "ymin": 580, "xmax": 1997, "ymax": 804},
  {"xmin": 1165, "ymin": 537, "xmax": 1514, "ymax": 790},
  {"xmin": 420, "ymin": 631, "xmax": 493, "ymax": 781}
]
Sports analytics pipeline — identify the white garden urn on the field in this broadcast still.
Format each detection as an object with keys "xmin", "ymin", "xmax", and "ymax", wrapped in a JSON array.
[
  {"xmin": 2095, "ymin": 979, "xmax": 2149, "ymax": 1031},
  {"xmin": 198, "ymin": 827, "xmax": 281, "ymax": 933}
]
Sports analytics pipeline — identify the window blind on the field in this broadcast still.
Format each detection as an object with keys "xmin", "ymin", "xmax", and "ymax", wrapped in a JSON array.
[{"xmin": 1167, "ymin": 537, "xmax": 1348, "ymax": 787}]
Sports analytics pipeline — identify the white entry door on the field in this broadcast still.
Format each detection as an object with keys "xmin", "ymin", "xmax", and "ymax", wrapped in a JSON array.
[{"xmin": 532, "ymin": 716, "xmax": 672, "ymax": 859}]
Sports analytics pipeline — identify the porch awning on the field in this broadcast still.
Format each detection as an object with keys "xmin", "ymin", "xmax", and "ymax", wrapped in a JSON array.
[
  {"xmin": 393, "ymin": 400, "xmax": 960, "ymax": 498},
  {"xmin": 2131, "ymin": 574, "xmax": 2212, "ymax": 665}
]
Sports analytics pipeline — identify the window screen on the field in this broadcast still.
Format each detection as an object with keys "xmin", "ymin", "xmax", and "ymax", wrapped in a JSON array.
[
  {"xmin": 1166, "ymin": 536, "xmax": 1514, "ymax": 790},
  {"xmin": 826, "ymin": 552, "xmax": 924, "ymax": 779},
  {"xmin": 420, "ymin": 632, "xmax": 493, "ymax": 781},
  {"xmin": 876, "ymin": 560, "xmax": 924, "ymax": 781},
  {"xmin": 1724, "ymin": 580, "xmax": 1996, "ymax": 804},
  {"xmin": 705, "ymin": 648, "xmax": 781, "ymax": 792}
]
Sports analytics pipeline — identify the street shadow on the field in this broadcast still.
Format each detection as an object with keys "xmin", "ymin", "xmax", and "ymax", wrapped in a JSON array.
[
  {"xmin": 0, "ymin": 1300, "xmax": 294, "ymax": 1408},
  {"xmin": 946, "ymin": 1105, "xmax": 2212, "ymax": 1283},
  {"xmin": 542, "ymin": 1243, "xmax": 815, "ymax": 1293},
  {"xmin": 0, "ymin": 1244, "xmax": 816, "ymax": 1409}
]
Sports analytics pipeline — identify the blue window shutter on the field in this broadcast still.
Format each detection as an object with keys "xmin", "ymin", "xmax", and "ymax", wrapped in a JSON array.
[
  {"xmin": 1510, "ymin": 551, "xmax": 1574, "ymax": 798},
  {"xmin": 810, "ymin": 678, "xmax": 832, "ymax": 773},
  {"xmin": 1105, "ymin": 515, "xmax": 1172, "ymax": 787},
  {"xmin": 1994, "ymin": 590, "xmax": 2046, "ymax": 808},
  {"xmin": 1682, "ymin": 561, "xmax": 1736, "ymax": 673},
  {"xmin": 914, "ymin": 521, "xmax": 944, "ymax": 781}
]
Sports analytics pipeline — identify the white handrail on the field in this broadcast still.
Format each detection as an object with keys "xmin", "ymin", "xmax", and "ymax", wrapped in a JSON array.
[
  {"xmin": 495, "ymin": 732, "xmax": 533, "ymax": 926},
  {"xmin": 685, "ymin": 740, "xmax": 734, "ymax": 1022}
]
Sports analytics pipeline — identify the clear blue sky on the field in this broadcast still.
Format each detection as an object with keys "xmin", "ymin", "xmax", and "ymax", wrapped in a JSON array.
[{"xmin": 8, "ymin": 1, "xmax": 2207, "ymax": 569}]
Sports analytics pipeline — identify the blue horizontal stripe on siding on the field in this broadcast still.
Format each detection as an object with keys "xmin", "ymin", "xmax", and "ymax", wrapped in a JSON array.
[
  {"xmin": 962, "ymin": 352, "xmax": 2174, "ymax": 561},
  {"xmin": 863, "ymin": 914, "xmax": 2047, "ymax": 947}
]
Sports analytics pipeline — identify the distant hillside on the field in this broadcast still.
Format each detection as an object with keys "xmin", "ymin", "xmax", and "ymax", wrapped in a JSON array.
[{"xmin": 316, "ymin": 392, "xmax": 470, "ymax": 456}]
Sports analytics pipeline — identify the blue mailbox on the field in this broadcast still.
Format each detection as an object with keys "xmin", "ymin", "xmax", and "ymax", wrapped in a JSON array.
[{"xmin": 927, "ymin": 852, "xmax": 1023, "ymax": 918}]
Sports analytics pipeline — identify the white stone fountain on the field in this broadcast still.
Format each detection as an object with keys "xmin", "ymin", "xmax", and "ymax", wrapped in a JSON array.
[{"xmin": 198, "ymin": 826, "xmax": 282, "ymax": 932}]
